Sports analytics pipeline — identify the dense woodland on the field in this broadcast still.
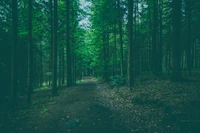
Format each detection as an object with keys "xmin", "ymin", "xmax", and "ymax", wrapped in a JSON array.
[
  {"xmin": 1, "ymin": 0, "xmax": 200, "ymax": 107},
  {"xmin": 0, "ymin": 0, "xmax": 200, "ymax": 132}
]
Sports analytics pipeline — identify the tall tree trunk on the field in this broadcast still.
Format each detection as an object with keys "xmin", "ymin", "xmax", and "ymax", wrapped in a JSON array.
[
  {"xmin": 0, "ymin": 67, "xmax": 2, "ymax": 106},
  {"xmin": 148, "ymin": 1, "xmax": 152, "ymax": 73},
  {"xmin": 172, "ymin": 0, "xmax": 181, "ymax": 81},
  {"xmin": 187, "ymin": 0, "xmax": 192, "ymax": 75},
  {"xmin": 152, "ymin": 0, "xmax": 158, "ymax": 76},
  {"xmin": 49, "ymin": 0, "xmax": 53, "ymax": 86},
  {"xmin": 113, "ymin": 25, "xmax": 117, "ymax": 76},
  {"xmin": 127, "ymin": 0, "xmax": 134, "ymax": 89},
  {"xmin": 33, "ymin": 53, "xmax": 36, "ymax": 88},
  {"xmin": 71, "ymin": 4, "xmax": 76, "ymax": 84},
  {"xmin": 27, "ymin": 0, "xmax": 33, "ymax": 104},
  {"xmin": 66, "ymin": 0, "xmax": 72, "ymax": 86},
  {"xmin": 52, "ymin": 0, "xmax": 58, "ymax": 95},
  {"xmin": 134, "ymin": 1, "xmax": 137, "ymax": 75},
  {"xmin": 103, "ymin": 33, "xmax": 108, "ymax": 81},
  {"xmin": 40, "ymin": 43, "xmax": 43, "ymax": 87},
  {"xmin": 158, "ymin": 0, "xmax": 163, "ymax": 75},
  {"xmin": 62, "ymin": 48, "xmax": 65, "ymax": 85},
  {"xmin": 59, "ymin": 50, "xmax": 62, "ymax": 87},
  {"xmin": 117, "ymin": 0, "xmax": 124, "ymax": 77},
  {"xmin": 73, "ymin": 52, "xmax": 76, "ymax": 84},
  {"xmin": 11, "ymin": 0, "xmax": 18, "ymax": 108},
  {"xmin": 106, "ymin": 33, "xmax": 110, "ymax": 78}
]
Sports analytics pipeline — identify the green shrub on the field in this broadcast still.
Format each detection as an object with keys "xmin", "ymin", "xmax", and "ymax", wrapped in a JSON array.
[{"xmin": 109, "ymin": 76, "xmax": 125, "ymax": 87}]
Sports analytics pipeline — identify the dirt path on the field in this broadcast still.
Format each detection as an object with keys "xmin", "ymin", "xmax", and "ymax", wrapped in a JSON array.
[
  {"xmin": 2, "ymin": 77, "xmax": 200, "ymax": 133},
  {"xmin": 4, "ymin": 77, "xmax": 128, "ymax": 133}
]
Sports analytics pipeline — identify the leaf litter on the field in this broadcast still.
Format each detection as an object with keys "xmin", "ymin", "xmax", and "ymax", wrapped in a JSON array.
[
  {"xmin": 1, "ymin": 77, "xmax": 200, "ymax": 133},
  {"xmin": 96, "ymin": 77, "xmax": 200, "ymax": 132}
]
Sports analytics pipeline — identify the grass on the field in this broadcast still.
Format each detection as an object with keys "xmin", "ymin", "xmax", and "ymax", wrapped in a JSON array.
[
  {"xmin": 93, "ymin": 77, "xmax": 103, "ymax": 81},
  {"xmin": 76, "ymin": 79, "xmax": 84, "ymax": 83}
]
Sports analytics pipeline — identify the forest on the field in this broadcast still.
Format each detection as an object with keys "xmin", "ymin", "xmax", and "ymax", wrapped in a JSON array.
[{"xmin": 0, "ymin": 0, "xmax": 200, "ymax": 132}]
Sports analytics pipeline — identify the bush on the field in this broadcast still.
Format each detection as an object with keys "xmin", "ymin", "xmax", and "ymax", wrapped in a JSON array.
[{"xmin": 109, "ymin": 76, "xmax": 125, "ymax": 87}]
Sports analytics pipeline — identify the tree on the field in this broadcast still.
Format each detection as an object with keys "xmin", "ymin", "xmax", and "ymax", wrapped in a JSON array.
[
  {"xmin": 158, "ymin": 0, "xmax": 163, "ymax": 75},
  {"xmin": 117, "ymin": 0, "xmax": 124, "ymax": 77},
  {"xmin": 127, "ymin": 0, "xmax": 134, "ymax": 89},
  {"xmin": 66, "ymin": 0, "xmax": 72, "ymax": 86},
  {"xmin": 11, "ymin": 0, "xmax": 18, "ymax": 108},
  {"xmin": 27, "ymin": 0, "xmax": 33, "ymax": 104},
  {"xmin": 52, "ymin": 0, "xmax": 58, "ymax": 95},
  {"xmin": 172, "ymin": 0, "xmax": 181, "ymax": 81},
  {"xmin": 152, "ymin": 0, "xmax": 158, "ymax": 76},
  {"xmin": 187, "ymin": 0, "xmax": 192, "ymax": 75},
  {"xmin": 49, "ymin": 0, "xmax": 53, "ymax": 86}
]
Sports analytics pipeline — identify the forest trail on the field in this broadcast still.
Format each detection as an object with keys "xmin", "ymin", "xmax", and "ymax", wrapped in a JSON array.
[
  {"xmin": 1, "ymin": 77, "xmax": 200, "ymax": 133},
  {"xmin": 3, "ymin": 77, "xmax": 128, "ymax": 133}
]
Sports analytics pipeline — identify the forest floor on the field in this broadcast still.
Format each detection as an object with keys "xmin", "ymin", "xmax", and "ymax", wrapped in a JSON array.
[{"xmin": 0, "ymin": 76, "xmax": 200, "ymax": 133}]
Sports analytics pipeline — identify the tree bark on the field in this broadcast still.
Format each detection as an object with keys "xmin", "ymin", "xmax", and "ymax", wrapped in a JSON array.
[
  {"xmin": 11, "ymin": 0, "xmax": 18, "ymax": 108},
  {"xmin": 152, "ymin": 0, "xmax": 158, "ymax": 76},
  {"xmin": 62, "ymin": 47, "xmax": 65, "ymax": 85},
  {"xmin": 27, "ymin": 0, "xmax": 33, "ymax": 104},
  {"xmin": 187, "ymin": 0, "xmax": 192, "ymax": 75},
  {"xmin": 52, "ymin": 0, "xmax": 58, "ymax": 95},
  {"xmin": 172, "ymin": 0, "xmax": 181, "ymax": 81},
  {"xmin": 127, "ymin": 0, "xmax": 134, "ymax": 89},
  {"xmin": 113, "ymin": 25, "xmax": 117, "ymax": 76},
  {"xmin": 66, "ymin": 0, "xmax": 72, "ymax": 86},
  {"xmin": 103, "ymin": 33, "xmax": 108, "ymax": 81},
  {"xmin": 158, "ymin": 0, "xmax": 163, "ymax": 75},
  {"xmin": 49, "ymin": 0, "xmax": 53, "ymax": 86},
  {"xmin": 117, "ymin": 0, "xmax": 124, "ymax": 77}
]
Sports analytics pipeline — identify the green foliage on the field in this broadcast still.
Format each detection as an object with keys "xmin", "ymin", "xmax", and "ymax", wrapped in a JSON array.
[
  {"xmin": 40, "ymin": 106, "xmax": 48, "ymax": 115},
  {"xmin": 109, "ymin": 75, "xmax": 125, "ymax": 87},
  {"xmin": 76, "ymin": 79, "xmax": 84, "ymax": 83},
  {"xmin": 45, "ymin": 72, "xmax": 52, "ymax": 76}
]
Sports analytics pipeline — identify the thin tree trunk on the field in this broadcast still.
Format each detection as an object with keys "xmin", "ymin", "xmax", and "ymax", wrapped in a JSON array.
[
  {"xmin": 127, "ymin": 0, "xmax": 134, "ymax": 89},
  {"xmin": 103, "ymin": 33, "xmax": 108, "ymax": 81},
  {"xmin": 134, "ymin": 1, "xmax": 137, "ymax": 75},
  {"xmin": 148, "ymin": 1, "xmax": 152, "ymax": 73},
  {"xmin": 52, "ymin": 0, "xmax": 58, "ymax": 95},
  {"xmin": 187, "ymin": 0, "xmax": 192, "ymax": 75},
  {"xmin": 59, "ymin": 49, "xmax": 62, "ymax": 87},
  {"xmin": 113, "ymin": 25, "xmax": 117, "ymax": 76},
  {"xmin": 49, "ymin": 0, "xmax": 53, "ymax": 86},
  {"xmin": 117, "ymin": 0, "xmax": 124, "ymax": 77},
  {"xmin": 152, "ymin": 0, "xmax": 158, "ymax": 76},
  {"xmin": 11, "ymin": 0, "xmax": 18, "ymax": 108},
  {"xmin": 158, "ymin": 0, "xmax": 163, "ymax": 75},
  {"xmin": 40, "ymin": 43, "xmax": 43, "ymax": 87},
  {"xmin": 27, "ymin": 0, "xmax": 33, "ymax": 104},
  {"xmin": 62, "ymin": 47, "xmax": 65, "ymax": 85},
  {"xmin": 66, "ymin": 0, "xmax": 72, "ymax": 86}
]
